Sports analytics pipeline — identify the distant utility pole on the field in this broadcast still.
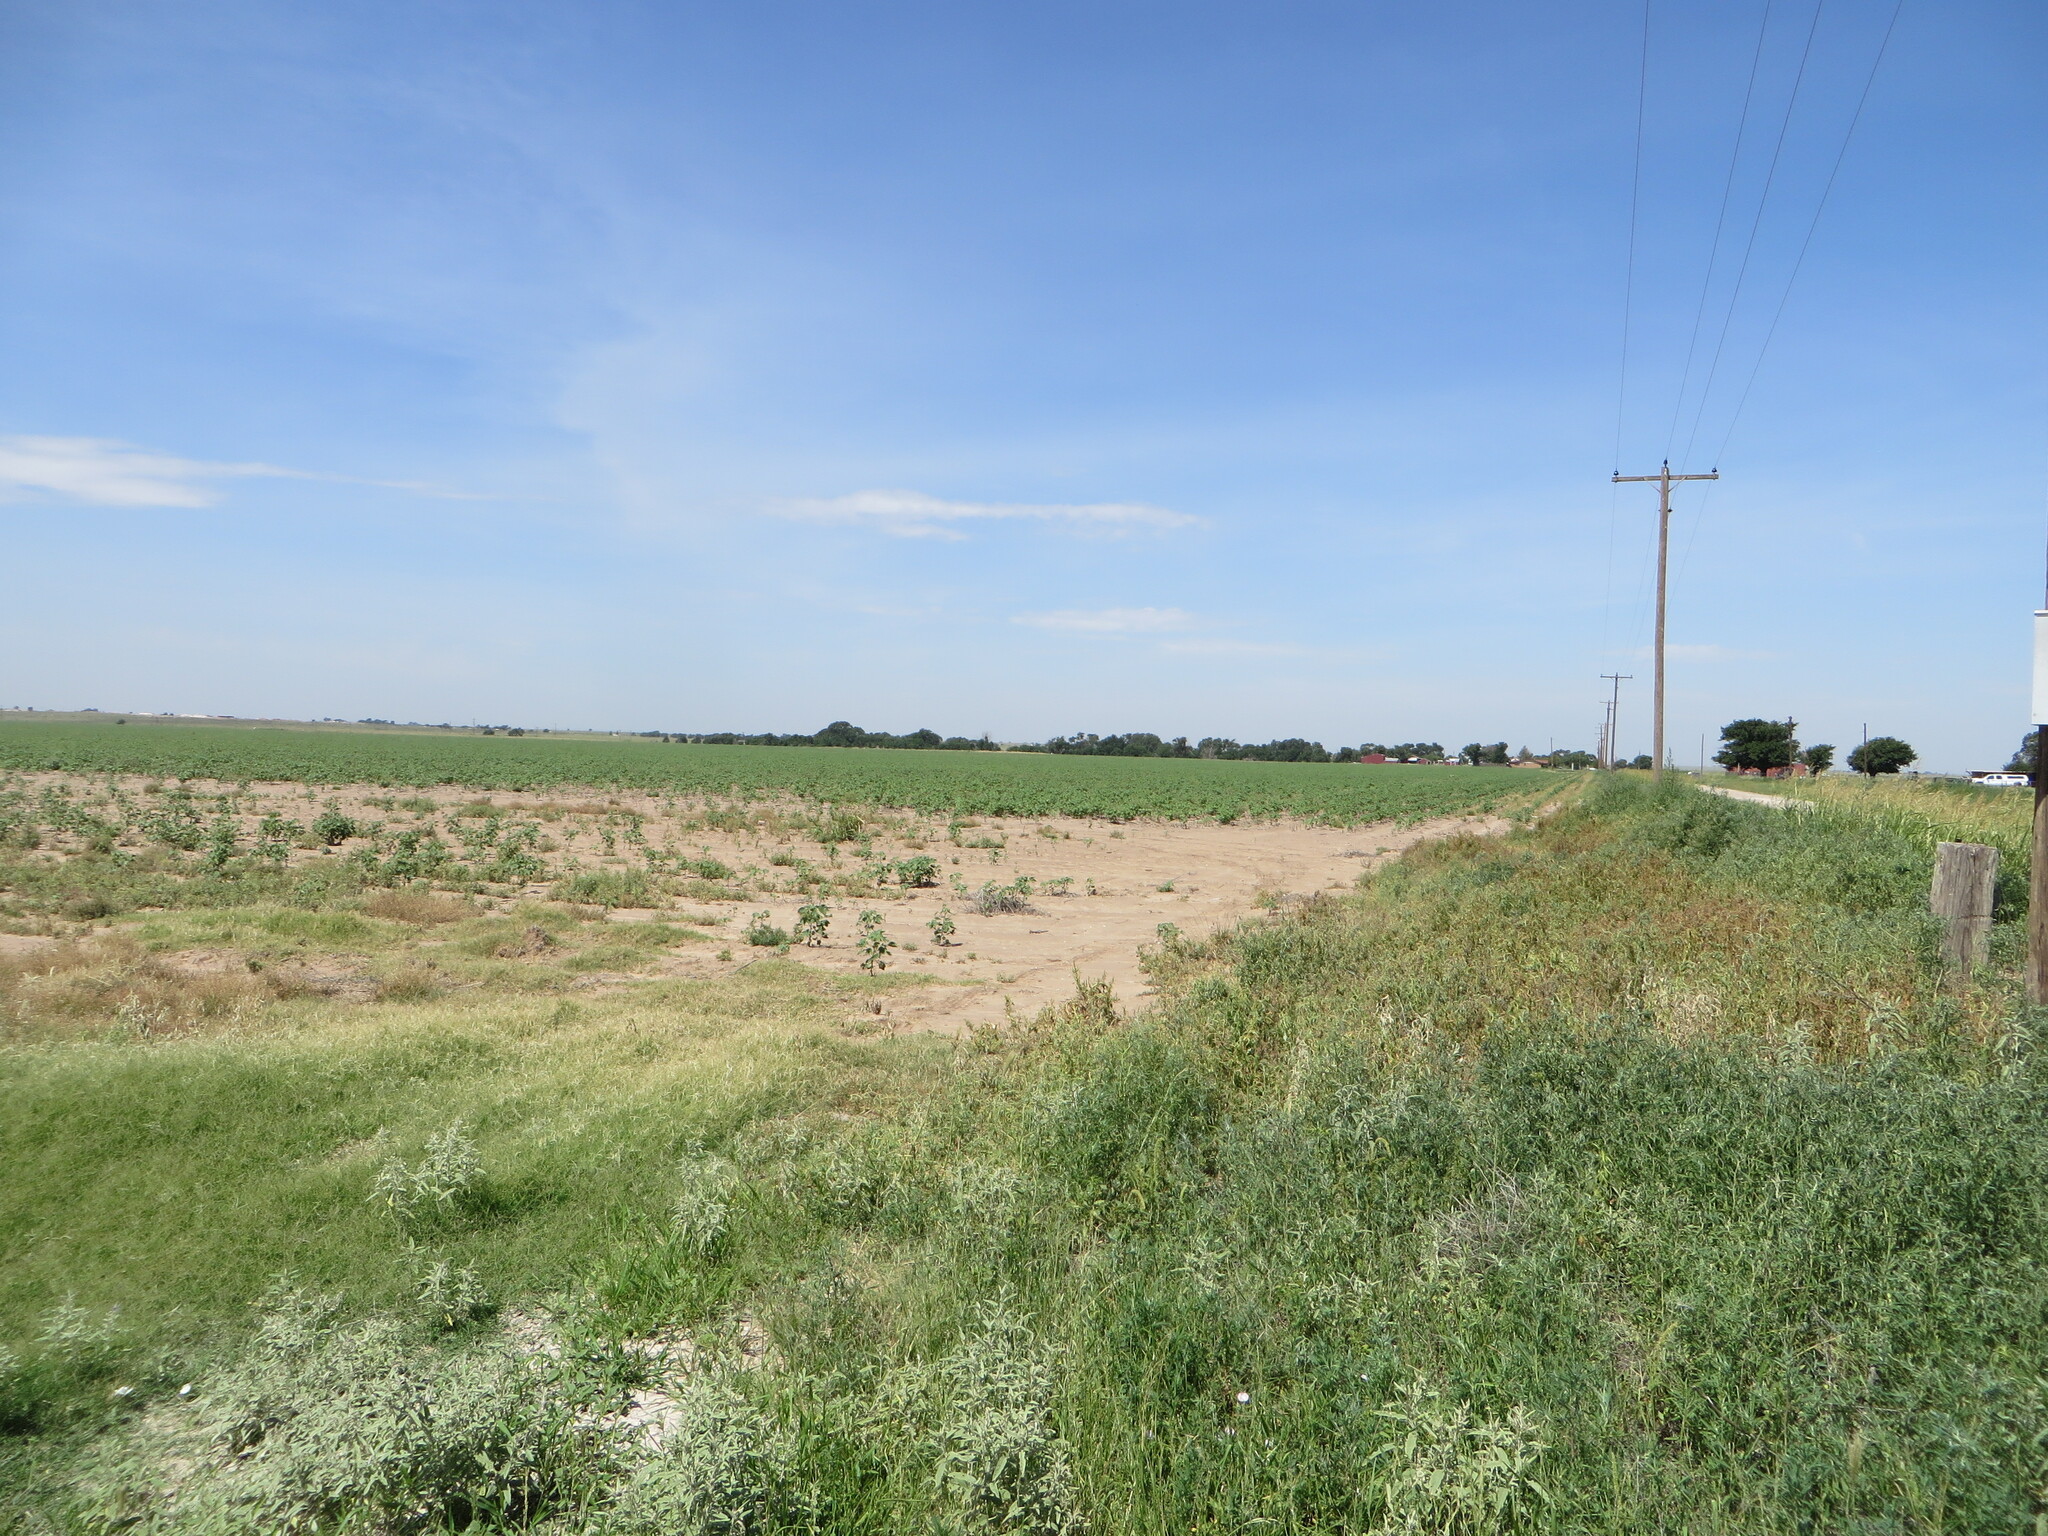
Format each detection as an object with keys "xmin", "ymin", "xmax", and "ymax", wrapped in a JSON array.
[
  {"xmin": 1599, "ymin": 674, "xmax": 1631, "ymax": 770},
  {"xmin": 1613, "ymin": 462, "xmax": 1719, "ymax": 783}
]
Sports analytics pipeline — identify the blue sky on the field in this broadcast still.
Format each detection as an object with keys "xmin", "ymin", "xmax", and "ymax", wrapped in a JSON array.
[{"xmin": 0, "ymin": 0, "xmax": 2040, "ymax": 769}]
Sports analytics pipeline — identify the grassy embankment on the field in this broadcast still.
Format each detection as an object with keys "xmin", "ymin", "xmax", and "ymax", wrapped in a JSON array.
[{"xmin": 4, "ymin": 774, "xmax": 2047, "ymax": 1532}]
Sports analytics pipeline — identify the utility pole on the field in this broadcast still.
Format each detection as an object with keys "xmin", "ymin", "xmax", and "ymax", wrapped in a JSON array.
[
  {"xmin": 1599, "ymin": 674, "xmax": 1631, "ymax": 770},
  {"xmin": 1613, "ymin": 462, "xmax": 1718, "ymax": 783},
  {"xmin": 2030, "ymin": 597, "xmax": 2048, "ymax": 1004}
]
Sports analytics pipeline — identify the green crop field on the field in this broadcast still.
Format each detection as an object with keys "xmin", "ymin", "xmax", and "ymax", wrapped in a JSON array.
[{"xmin": 0, "ymin": 719, "xmax": 1541, "ymax": 824}]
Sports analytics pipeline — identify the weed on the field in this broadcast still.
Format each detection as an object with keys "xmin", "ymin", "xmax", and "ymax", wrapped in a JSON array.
[
  {"xmin": 670, "ymin": 1152, "xmax": 738, "ymax": 1258},
  {"xmin": 370, "ymin": 1122, "xmax": 483, "ymax": 1223},
  {"xmin": 553, "ymin": 869, "xmax": 656, "ymax": 909},
  {"xmin": 972, "ymin": 878, "xmax": 1034, "ymax": 916},
  {"xmin": 928, "ymin": 907, "xmax": 958, "ymax": 947},
  {"xmin": 795, "ymin": 903, "xmax": 831, "ymax": 947},
  {"xmin": 744, "ymin": 912, "xmax": 790, "ymax": 947},
  {"xmin": 896, "ymin": 854, "xmax": 940, "ymax": 888},
  {"xmin": 414, "ymin": 1257, "xmax": 491, "ymax": 1330},
  {"xmin": 608, "ymin": 1377, "xmax": 807, "ymax": 1533},
  {"xmin": 311, "ymin": 808, "xmax": 359, "ymax": 846},
  {"xmin": 1370, "ymin": 1379, "xmax": 1548, "ymax": 1534},
  {"xmin": 857, "ymin": 910, "xmax": 895, "ymax": 973}
]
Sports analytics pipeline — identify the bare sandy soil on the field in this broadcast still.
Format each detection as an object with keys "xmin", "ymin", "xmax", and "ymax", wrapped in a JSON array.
[
  {"xmin": 3, "ymin": 771, "xmax": 1521, "ymax": 1032},
  {"xmin": 667, "ymin": 810, "xmax": 1512, "ymax": 1032}
]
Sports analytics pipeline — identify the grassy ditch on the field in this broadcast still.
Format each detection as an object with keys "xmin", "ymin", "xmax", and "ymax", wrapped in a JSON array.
[{"xmin": 3, "ymin": 776, "xmax": 2045, "ymax": 1532}]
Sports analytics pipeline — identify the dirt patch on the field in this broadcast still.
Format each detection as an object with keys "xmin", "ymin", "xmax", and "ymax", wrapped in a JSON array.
[
  {"xmin": 1, "ymin": 769, "xmax": 1537, "ymax": 1032},
  {"xmin": 701, "ymin": 810, "xmax": 1513, "ymax": 1032}
]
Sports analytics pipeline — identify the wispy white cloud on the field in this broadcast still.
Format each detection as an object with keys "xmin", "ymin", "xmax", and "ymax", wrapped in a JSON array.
[
  {"xmin": 1012, "ymin": 607, "xmax": 1197, "ymax": 634},
  {"xmin": 0, "ymin": 435, "xmax": 478, "ymax": 507},
  {"xmin": 1156, "ymin": 637, "xmax": 1312, "ymax": 658},
  {"xmin": 770, "ymin": 489, "xmax": 1202, "ymax": 540}
]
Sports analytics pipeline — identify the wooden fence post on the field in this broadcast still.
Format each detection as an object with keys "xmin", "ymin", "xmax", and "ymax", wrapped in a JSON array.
[{"xmin": 1932, "ymin": 841, "xmax": 1999, "ymax": 971}]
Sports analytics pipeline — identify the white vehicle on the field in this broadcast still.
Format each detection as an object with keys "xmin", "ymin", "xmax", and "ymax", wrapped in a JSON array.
[{"xmin": 1970, "ymin": 772, "xmax": 2031, "ymax": 788}]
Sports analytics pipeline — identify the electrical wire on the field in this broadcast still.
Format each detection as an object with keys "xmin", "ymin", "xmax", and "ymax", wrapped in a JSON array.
[
  {"xmin": 1673, "ymin": 0, "xmax": 1906, "ymax": 581},
  {"xmin": 1675, "ymin": 0, "xmax": 1829, "ymax": 472},
  {"xmin": 1705, "ymin": 0, "xmax": 1906, "ymax": 471},
  {"xmin": 1661, "ymin": 0, "xmax": 1779, "ymax": 462},
  {"xmin": 1603, "ymin": 0, "xmax": 1654, "ymax": 669}
]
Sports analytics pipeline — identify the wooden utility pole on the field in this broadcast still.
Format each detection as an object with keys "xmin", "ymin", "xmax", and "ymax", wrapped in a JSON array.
[
  {"xmin": 1614, "ymin": 462, "xmax": 1718, "ymax": 782},
  {"xmin": 2029, "ymin": 603, "xmax": 2048, "ymax": 1004},
  {"xmin": 1599, "ymin": 673, "xmax": 1631, "ymax": 770}
]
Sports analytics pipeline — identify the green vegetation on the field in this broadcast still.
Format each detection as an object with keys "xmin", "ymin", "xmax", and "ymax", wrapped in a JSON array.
[
  {"xmin": 0, "ymin": 719, "xmax": 1536, "ymax": 825},
  {"xmin": 1713, "ymin": 717, "xmax": 1798, "ymax": 773},
  {"xmin": 5, "ymin": 767, "xmax": 2046, "ymax": 1531},
  {"xmin": 1849, "ymin": 735, "xmax": 1918, "ymax": 776}
]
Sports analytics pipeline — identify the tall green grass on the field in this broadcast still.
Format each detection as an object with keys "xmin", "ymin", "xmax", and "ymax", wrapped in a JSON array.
[{"xmin": 5, "ymin": 776, "xmax": 2045, "ymax": 1532}]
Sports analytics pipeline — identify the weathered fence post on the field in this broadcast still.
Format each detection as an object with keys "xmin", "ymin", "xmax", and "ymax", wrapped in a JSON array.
[{"xmin": 1931, "ymin": 841, "xmax": 1999, "ymax": 971}]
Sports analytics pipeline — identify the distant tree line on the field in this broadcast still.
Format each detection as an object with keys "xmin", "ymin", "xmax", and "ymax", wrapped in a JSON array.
[
  {"xmin": 1712, "ymin": 718, "xmax": 1917, "ymax": 777},
  {"xmin": 651, "ymin": 721, "xmax": 999, "ymax": 751},
  {"xmin": 1013, "ymin": 735, "xmax": 1455, "ymax": 763},
  {"xmin": 637, "ymin": 725, "xmax": 1483, "ymax": 764}
]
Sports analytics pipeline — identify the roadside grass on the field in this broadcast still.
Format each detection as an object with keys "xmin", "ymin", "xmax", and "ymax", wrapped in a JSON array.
[
  {"xmin": 0, "ymin": 962, "xmax": 945, "ymax": 1390},
  {"xmin": 3, "ymin": 774, "xmax": 2045, "ymax": 1531},
  {"xmin": 1703, "ymin": 770, "xmax": 2034, "ymax": 899}
]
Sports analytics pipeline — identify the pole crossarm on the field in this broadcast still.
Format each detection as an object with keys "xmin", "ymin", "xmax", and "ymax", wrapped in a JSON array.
[{"xmin": 1612, "ymin": 463, "xmax": 1721, "ymax": 783}]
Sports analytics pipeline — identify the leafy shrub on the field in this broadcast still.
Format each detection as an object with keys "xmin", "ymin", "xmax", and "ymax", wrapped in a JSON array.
[
  {"xmin": 370, "ymin": 1123, "xmax": 483, "ymax": 1223},
  {"xmin": 896, "ymin": 854, "xmax": 940, "ymax": 888},
  {"xmin": 311, "ymin": 809, "xmax": 359, "ymax": 846},
  {"xmin": 971, "ymin": 878, "xmax": 1034, "ymax": 916},
  {"xmin": 814, "ymin": 810, "xmax": 864, "ymax": 846},
  {"xmin": 171, "ymin": 1289, "xmax": 591, "ymax": 1533},
  {"xmin": 414, "ymin": 1257, "xmax": 491, "ymax": 1330},
  {"xmin": 480, "ymin": 826, "xmax": 548, "ymax": 884},
  {"xmin": 887, "ymin": 1302, "xmax": 1082, "ymax": 1536},
  {"xmin": 744, "ymin": 912, "xmax": 790, "ymax": 947},
  {"xmin": 927, "ymin": 906, "xmax": 957, "ymax": 947},
  {"xmin": 857, "ymin": 910, "xmax": 895, "ymax": 973},
  {"xmin": 795, "ymin": 903, "xmax": 830, "ymax": 947},
  {"xmin": 607, "ymin": 1377, "xmax": 806, "ymax": 1534},
  {"xmin": 1371, "ymin": 1379, "xmax": 1548, "ymax": 1534},
  {"xmin": 554, "ymin": 869, "xmax": 656, "ymax": 908}
]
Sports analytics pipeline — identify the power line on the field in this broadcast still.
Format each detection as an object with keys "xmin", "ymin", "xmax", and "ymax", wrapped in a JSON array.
[
  {"xmin": 1602, "ymin": 0, "xmax": 1654, "ymax": 676},
  {"xmin": 1673, "ymin": 0, "xmax": 1905, "ymax": 582},
  {"xmin": 1661, "ymin": 0, "xmax": 1779, "ymax": 462},
  {"xmin": 1612, "ymin": 0, "xmax": 1653, "ymax": 477},
  {"xmin": 1675, "ymin": 0, "xmax": 1830, "ymax": 472},
  {"xmin": 1706, "ymin": 0, "xmax": 1907, "ymax": 470}
]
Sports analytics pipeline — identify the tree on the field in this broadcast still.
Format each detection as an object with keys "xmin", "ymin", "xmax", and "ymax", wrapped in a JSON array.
[
  {"xmin": 1627, "ymin": 754, "xmax": 1653, "ymax": 771},
  {"xmin": 2004, "ymin": 732, "xmax": 2040, "ymax": 781},
  {"xmin": 1548, "ymin": 749, "xmax": 1597, "ymax": 769},
  {"xmin": 1847, "ymin": 736, "xmax": 1915, "ymax": 776},
  {"xmin": 1713, "ymin": 718, "xmax": 1798, "ymax": 774},
  {"xmin": 1798, "ymin": 743, "xmax": 1834, "ymax": 776}
]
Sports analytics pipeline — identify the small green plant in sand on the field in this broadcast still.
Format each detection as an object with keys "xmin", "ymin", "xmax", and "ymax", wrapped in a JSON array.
[
  {"xmin": 795, "ymin": 903, "xmax": 831, "ymax": 947},
  {"xmin": 744, "ymin": 912, "xmax": 790, "ymax": 947},
  {"xmin": 856, "ymin": 910, "xmax": 895, "ymax": 972},
  {"xmin": 927, "ymin": 906, "xmax": 957, "ymax": 947}
]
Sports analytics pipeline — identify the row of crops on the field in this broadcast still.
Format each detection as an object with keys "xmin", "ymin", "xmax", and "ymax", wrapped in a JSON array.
[{"xmin": 0, "ymin": 721, "xmax": 1543, "ymax": 824}]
